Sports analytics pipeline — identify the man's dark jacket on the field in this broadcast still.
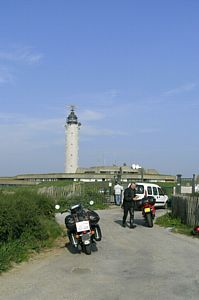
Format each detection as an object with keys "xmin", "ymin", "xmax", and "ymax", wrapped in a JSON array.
[{"xmin": 123, "ymin": 187, "xmax": 136, "ymax": 203}]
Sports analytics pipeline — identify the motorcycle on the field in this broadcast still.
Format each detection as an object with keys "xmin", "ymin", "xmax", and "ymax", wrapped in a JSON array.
[
  {"xmin": 55, "ymin": 201, "xmax": 102, "ymax": 255},
  {"xmin": 192, "ymin": 225, "xmax": 199, "ymax": 236},
  {"xmin": 137, "ymin": 196, "xmax": 156, "ymax": 227}
]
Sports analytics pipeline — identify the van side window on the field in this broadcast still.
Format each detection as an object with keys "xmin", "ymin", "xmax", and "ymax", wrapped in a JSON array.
[
  {"xmin": 136, "ymin": 185, "xmax": 144, "ymax": 194},
  {"xmin": 153, "ymin": 187, "xmax": 158, "ymax": 195},
  {"xmin": 147, "ymin": 186, "xmax": 152, "ymax": 195},
  {"xmin": 158, "ymin": 187, "xmax": 164, "ymax": 196}
]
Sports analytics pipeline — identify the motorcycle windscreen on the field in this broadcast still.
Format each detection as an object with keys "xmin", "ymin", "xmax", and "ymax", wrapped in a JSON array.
[{"xmin": 76, "ymin": 220, "xmax": 90, "ymax": 232}]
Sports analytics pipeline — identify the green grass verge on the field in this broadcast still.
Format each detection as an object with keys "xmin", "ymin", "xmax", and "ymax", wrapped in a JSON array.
[{"xmin": 155, "ymin": 212, "xmax": 195, "ymax": 236}]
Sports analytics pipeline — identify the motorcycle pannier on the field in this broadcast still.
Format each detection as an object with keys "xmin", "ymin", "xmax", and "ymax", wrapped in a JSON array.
[
  {"xmin": 65, "ymin": 215, "xmax": 76, "ymax": 231},
  {"xmin": 87, "ymin": 210, "xmax": 100, "ymax": 225}
]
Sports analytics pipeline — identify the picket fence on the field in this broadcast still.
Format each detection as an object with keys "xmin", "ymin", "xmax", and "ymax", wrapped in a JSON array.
[
  {"xmin": 38, "ymin": 183, "xmax": 83, "ymax": 199},
  {"xmin": 38, "ymin": 183, "xmax": 112, "ymax": 203}
]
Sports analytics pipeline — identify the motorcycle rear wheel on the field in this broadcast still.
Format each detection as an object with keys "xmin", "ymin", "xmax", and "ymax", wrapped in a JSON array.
[
  {"xmin": 146, "ymin": 213, "xmax": 153, "ymax": 228},
  {"xmin": 84, "ymin": 244, "xmax": 91, "ymax": 255}
]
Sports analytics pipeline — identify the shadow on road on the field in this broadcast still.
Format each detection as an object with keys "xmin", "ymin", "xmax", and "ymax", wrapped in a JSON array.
[
  {"xmin": 114, "ymin": 218, "xmax": 149, "ymax": 228},
  {"xmin": 65, "ymin": 242, "xmax": 98, "ymax": 254},
  {"xmin": 134, "ymin": 218, "xmax": 150, "ymax": 227},
  {"xmin": 114, "ymin": 219, "xmax": 123, "ymax": 227}
]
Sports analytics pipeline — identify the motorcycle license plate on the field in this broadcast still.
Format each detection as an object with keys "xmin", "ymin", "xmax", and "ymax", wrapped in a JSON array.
[
  {"xmin": 144, "ymin": 207, "xmax": 151, "ymax": 213},
  {"xmin": 82, "ymin": 233, "xmax": 90, "ymax": 244},
  {"xmin": 76, "ymin": 221, "xmax": 90, "ymax": 232}
]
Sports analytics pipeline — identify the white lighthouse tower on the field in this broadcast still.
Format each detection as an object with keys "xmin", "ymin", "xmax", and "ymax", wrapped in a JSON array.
[{"xmin": 65, "ymin": 106, "xmax": 81, "ymax": 173}]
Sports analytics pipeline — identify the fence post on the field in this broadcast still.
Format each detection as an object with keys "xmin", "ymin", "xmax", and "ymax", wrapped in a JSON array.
[
  {"xmin": 176, "ymin": 174, "xmax": 182, "ymax": 194},
  {"xmin": 192, "ymin": 174, "xmax": 196, "ymax": 194}
]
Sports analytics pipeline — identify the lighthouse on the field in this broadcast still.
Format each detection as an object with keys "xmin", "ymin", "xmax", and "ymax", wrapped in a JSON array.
[{"xmin": 65, "ymin": 106, "xmax": 81, "ymax": 173}]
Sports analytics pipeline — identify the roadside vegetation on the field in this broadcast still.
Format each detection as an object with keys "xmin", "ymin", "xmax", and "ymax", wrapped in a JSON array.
[
  {"xmin": 155, "ymin": 212, "xmax": 195, "ymax": 237},
  {"xmin": 56, "ymin": 192, "xmax": 108, "ymax": 211},
  {"xmin": 38, "ymin": 181, "xmax": 110, "ymax": 210},
  {"xmin": 0, "ymin": 189, "xmax": 62, "ymax": 273}
]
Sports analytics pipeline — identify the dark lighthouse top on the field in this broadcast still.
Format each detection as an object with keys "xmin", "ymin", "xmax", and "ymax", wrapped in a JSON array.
[{"xmin": 66, "ymin": 107, "xmax": 81, "ymax": 126}]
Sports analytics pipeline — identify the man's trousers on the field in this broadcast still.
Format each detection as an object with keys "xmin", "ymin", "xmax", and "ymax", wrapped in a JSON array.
[{"xmin": 122, "ymin": 201, "xmax": 134, "ymax": 225}]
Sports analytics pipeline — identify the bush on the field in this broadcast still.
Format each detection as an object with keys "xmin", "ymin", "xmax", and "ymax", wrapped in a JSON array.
[
  {"xmin": 0, "ymin": 191, "xmax": 38, "ymax": 243},
  {"xmin": 33, "ymin": 192, "xmax": 55, "ymax": 217},
  {"xmin": 0, "ymin": 190, "xmax": 62, "ymax": 273}
]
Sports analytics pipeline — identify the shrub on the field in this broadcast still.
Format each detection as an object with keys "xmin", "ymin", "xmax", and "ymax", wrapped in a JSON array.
[
  {"xmin": 33, "ymin": 192, "xmax": 55, "ymax": 217},
  {"xmin": 0, "ymin": 189, "xmax": 62, "ymax": 273},
  {"xmin": 0, "ymin": 191, "xmax": 40, "ymax": 243}
]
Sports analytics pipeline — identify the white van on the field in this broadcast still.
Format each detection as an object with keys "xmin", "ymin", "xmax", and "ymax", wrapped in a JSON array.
[{"xmin": 135, "ymin": 182, "xmax": 168, "ymax": 208}]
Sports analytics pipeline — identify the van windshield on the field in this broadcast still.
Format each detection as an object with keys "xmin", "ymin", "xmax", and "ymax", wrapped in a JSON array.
[{"xmin": 158, "ymin": 187, "xmax": 165, "ymax": 196}]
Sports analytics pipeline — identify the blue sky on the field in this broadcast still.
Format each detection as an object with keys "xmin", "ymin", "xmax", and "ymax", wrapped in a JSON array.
[{"xmin": 0, "ymin": 0, "xmax": 199, "ymax": 177}]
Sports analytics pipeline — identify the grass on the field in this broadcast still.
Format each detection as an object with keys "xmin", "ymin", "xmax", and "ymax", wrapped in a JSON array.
[{"xmin": 155, "ymin": 212, "xmax": 195, "ymax": 236}]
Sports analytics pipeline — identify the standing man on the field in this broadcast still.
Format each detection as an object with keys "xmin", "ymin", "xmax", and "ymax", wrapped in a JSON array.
[
  {"xmin": 122, "ymin": 182, "xmax": 138, "ymax": 228},
  {"xmin": 114, "ymin": 182, "xmax": 124, "ymax": 206}
]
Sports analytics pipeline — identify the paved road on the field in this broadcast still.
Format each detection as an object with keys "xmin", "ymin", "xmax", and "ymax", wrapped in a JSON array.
[{"xmin": 0, "ymin": 208, "xmax": 199, "ymax": 300}]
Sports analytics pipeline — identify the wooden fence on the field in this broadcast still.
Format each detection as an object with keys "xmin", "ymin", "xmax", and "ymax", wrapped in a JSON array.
[
  {"xmin": 38, "ymin": 182, "xmax": 113, "ymax": 203},
  {"xmin": 171, "ymin": 196, "xmax": 199, "ymax": 226},
  {"xmin": 38, "ymin": 183, "xmax": 82, "ymax": 198}
]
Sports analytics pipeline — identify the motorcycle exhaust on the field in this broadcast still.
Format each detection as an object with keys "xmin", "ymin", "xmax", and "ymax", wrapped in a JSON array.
[
  {"xmin": 94, "ymin": 226, "xmax": 101, "ymax": 241},
  {"xmin": 70, "ymin": 233, "xmax": 78, "ymax": 247}
]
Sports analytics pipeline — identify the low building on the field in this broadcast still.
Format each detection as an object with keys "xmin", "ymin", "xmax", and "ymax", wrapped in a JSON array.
[{"xmin": 0, "ymin": 165, "xmax": 175, "ymax": 186}]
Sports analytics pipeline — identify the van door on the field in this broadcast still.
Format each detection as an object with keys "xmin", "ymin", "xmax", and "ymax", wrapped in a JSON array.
[
  {"xmin": 157, "ymin": 187, "xmax": 168, "ymax": 207},
  {"xmin": 152, "ymin": 186, "xmax": 159, "ymax": 203},
  {"xmin": 147, "ymin": 186, "xmax": 153, "ymax": 197}
]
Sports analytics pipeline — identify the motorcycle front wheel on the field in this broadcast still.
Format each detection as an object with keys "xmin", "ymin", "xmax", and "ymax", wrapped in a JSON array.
[{"xmin": 146, "ymin": 213, "xmax": 153, "ymax": 228}]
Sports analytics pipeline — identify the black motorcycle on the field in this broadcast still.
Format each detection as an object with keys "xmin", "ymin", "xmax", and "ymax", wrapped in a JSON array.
[{"xmin": 56, "ymin": 201, "xmax": 102, "ymax": 255}]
